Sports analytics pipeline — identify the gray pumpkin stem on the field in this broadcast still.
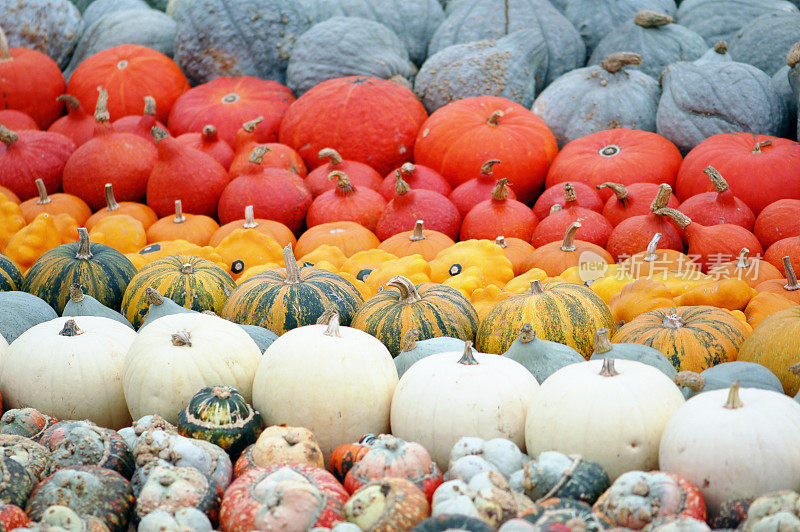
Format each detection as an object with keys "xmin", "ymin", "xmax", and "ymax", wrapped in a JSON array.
[
  {"xmin": 597, "ymin": 182, "xmax": 628, "ymax": 202},
  {"xmin": 173, "ymin": 200, "xmax": 186, "ymax": 224},
  {"xmin": 69, "ymin": 283, "xmax": 85, "ymax": 302},
  {"xmin": 735, "ymin": 248, "xmax": 750, "ymax": 269},
  {"xmin": 151, "ymin": 126, "xmax": 169, "ymax": 143},
  {"xmin": 0, "ymin": 125, "xmax": 18, "ymax": 146},
  {"xmin": 650, "ymin": 184, "xmax": 673, "ymax": 212},
  {"xmin": 34, "ymin": 179, "xmax": 51, "ymax": 205},
  {"xmin": 409, "ymin": 220, "xmax": 426, "ymax": 242},
  {"xmin": 654, "ymin": 207, "xmax": 691, "ymax": 230},
  {"xmin": 145, "ymin": 287, "xmax": 164, "ymax": 305},
  {"xmin": 75, "ymin": 228, "xmax": 93, "ymax": 260},
  {"xmin": 387, "ymin": 275, "xmax": 422, "ymax": 304},
  {"xmin": 143, "ymin": 96, "xmax": 156, "ymax": 116},
  {"xmin": 243, "ymin": 205, "xmax": 259, "ymax": 228},
  {"xmin": 58, "ymin": 94, "xmax": 82, "ymax": 110},
  {"xmin": 59, "ymin": 319, "xmax": 83, "ymax": 337},
  {"xmin": 787, "ymin": 42, "xmax": 800, "ymax": 68},
  {"xmin": 723, "ymin": 381, "xmax": 743, "ymax": 409},
  {"xmin": 703, "ymin": 166, "xmax": 729, "ymax": 193},
  {"xmin": 242, "ymin": 117, "xmax": 263, "ymax": 133},
  {"xmin": 0, "ymin": 26, "xmax": 10, "ymax": 61},
  {"xmin": 643, "ymin": 233, "xmax": 662, "ymax": 262},
  {"xmin": 782, "ymin": 257, "xmax": 798, "ymax": 291},
  {"xmin": 323, "ymin": 311, "xmax": 342, "ymax": 338},
  {"xmin": 94, "ymin": 88, "xmax": 110, "ymax": 123},
  {"xmin": 518, "ymin": 323, "xmax": 536, "ymax": 343},
  {"xmin": 599, "ymin": 357, "xmax": 619, "ymax": 377},
  {"xmin": 103, "ymin": 183, "xmax": 121, "ymax": 211},
  {"xmin": 283, "ymin": 244, "xmax": 301, "ymax": 284}
]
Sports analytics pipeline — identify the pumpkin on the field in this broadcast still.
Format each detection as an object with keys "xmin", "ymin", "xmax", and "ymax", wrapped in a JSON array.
[
  {"xmin": 737, "ymin": 306, "xmax": 800, "ymax": 395},
  {"xmin": 501, "ymin": 323, "xmax": 584, "ymax": 384},
  {"xmin": 85, "ymin": 183, "xmax": 158, "ymax": 231},
  {"xmin": 0, "ymin": 186, "xmax": 19, "ymax": 204},
  {"xmin": 363, "ymin": 254, "xmax": 431, "ymax": 293},
  {"xmin": 111, "ymin": 96, "xmax": 166, "ymax": 144},
  {"xmin": 228, "ymin": 141, "xmax": 307, "ymax": 179},
  {"xmin": 414, "ymin": 95, "xmax": 556, "ymax": 203},
  {"xmin": 612, "ymin": 305, "xmax": 750, "ymax": 372},
  {"xmin": 414, "ymin": 515, "xmax": 495, "ymax": 532},
  {"xmin": 122, "ymin": 312, "xmax": 261, "ymax": 424},
  {"xmin": 306, "ymin": 147, "xmax": 383, "ymax": 198},
  {"xmin": 526, "ymin": 358, "xmax": 685, "ymax": 480},
  {"xmin": 63, "ymin": 283, "xmax": 133, "ymax": 329},
  {"xmin": 519, "ymin": 498, "xmax": 614, "ymax": 530},
  {"xmin": 0, "ymin": 408, "xmax": 54, "ymax": 440},
  {"xmin": 295, "ymin": 221, "xmax": 380, "ymax": 258},
  {"xmin": 460, "ymin": 179, "xmax": 537, "ymax": 242},
  {"xmin": 20, "ymin": 179, "xmax": 90, "ymax": 225},
  {"xmin": 531, "ymin": 185, "xmax": 613, "ymax": 248},
  {"xmin": 0, "ymin": 193, "xmax": 24, "ymax": 250},
  {"xmin": 532, "ymin": 53, "xmax": 660, "ymax": 148},
  {"xmin": 0, "ymin": 291, "xmax": 57, "ymax": 343},
  {"xmin": 145, "ymin": 200, "xmax": 219, "ymax": 246},
  {"xmin": 660, "ymin": 382, "xmax": 800, "ymax": 514},
  {"xmin": 215, "ymin": 228, "xmax": 285, "ymax": 280},
  {"xmin": 597, "ymin": 182, "xmax": 681, "ymax": 228},
  {"xmin": 707, "ymin": 248, "xmax": 782, "ymax": 288},
  {"xmin": 432, "ymin": 472, "xmax": 532, "ymax": 528},
  {"xmin": 3, "ymin": 213, "xmax": 73, "ymax": 273},
  {"xmin": 674, "ymin": 277, "xmax": 756, "ymax": 310},
  {"xmin": 675, "ymin": 361, "xmax": 784, "ymax": 400},
  {"xmin": 590, "ymin": 327, "xmax": 677, "ymax": 379},
  {"xmin": 88, "ymin": 214, "xmax": 147, "ymax": 255},
  {"xmin": 378, "ymin": 162, "xmax": 452, "ymax": 202},
  {"xmin": 0, "ymin": 253, "xmax": 22, "ymax": 292},
  {"xmin": 22, "ymin": 228, "xmax": 137, "ymax": 314},
  {"xmin": 67, "ymin": 44, "xmax": 189, "ymax": 123},
  {"xmin": 1, "ymin": 317, "xmax": 136, "ymax": 429},
  {"xmin": 299, "ymin": 245, "xmax": 347, "ymax": 270},
  {"xmin": 533, "ymin": 181, "xmax": 604, "ymax": 221},
  {"xmin": 175, "ymin": 125, "xmax": 234, "ymax": 170},
  {"xmin": 47, "ymin": 94, "xmax": 95, "ymax": 147},
  {"xmin": 350, "ymin": 275, "xmax": 479, "ymax": 356},
  {"xmin": 306, "ymin": 170, "xmax": 387, "ymax": 232},
  {"xmin": 764, "ymin": 236, "xmax": 800, "ymax": 271},
  {"xmin": 134, "ymin": 464, "xmax": 222, "ymax": 525},
  {"xmin": 131, "ymin": 240, "xmax": 226, "ymax": 271},
  {"xmin": 753, "ymin": 198, "xmax": 800, "ymax": 249},
  {"xmin": 0, "ymin": 125, "xmax": 75, "ymax": 201},
  {"xmin": 676, "ymin": 0, "xmax": 797, "ymax": 46},
  {"xmin": 528, "ymin": 222, "xmax": 614, "ymax": 278},
  {"xmin": 210, "ymin": 205, "xmax": 296, "ymax": 249},
  {"xmin": 608, "ymin": 279, "xmax": 675, "ymax": 325},
  {"xmin": 393, "ymin": 331, "xmax": 468, "ymax": 380},
  {"xmin": 378, "ymin": 220, "xmax": 455, "ymax": 262},
  {"xmin": 0, "ymin": 110, "xmax": 37, "ymax": 132},
  {"xmin": 345, "ymin": 478, "xmax": 429, "ymax": 530},
  {"xmin": 490, "ymin": 237, "xmax": 535, "ymax": 278},
  {"xmin": 521, "ymin": 452, "xmax": 610, "ymax": 506},
  {"xmin": 0, "ymin": 503, "xmax": 28, "ymax": 531},
  {"xmin": 618, "ymin": 232, "xmax": 699, "ymax": 280},
  {"xmin": 745, "ymin": 290, "xmax": 799, "ymax": 327},
  {"xmin": 391, "ymin": 342, "xmax": 538, "ymax": 468},
  {"xmin": 755, "ymin": 256, "xmax": 800, "ymax": 304},
  {"xmin": 0, "ymin": 25, "xmax": 65, "ymax": 128},
  {"xmin": 678, "ymin": 166, "xmax": 755, "ymax": 230},
  {"xmin": 242, "ymin": 425, "xmax": 323, "ymax": 472},
  {"xmin": 729, "ymin": 10, "xmax": 800, "ymax": 75},
  {"xmin": 449, "ymin": 159, "xmax": 517, "ymax": 218}
]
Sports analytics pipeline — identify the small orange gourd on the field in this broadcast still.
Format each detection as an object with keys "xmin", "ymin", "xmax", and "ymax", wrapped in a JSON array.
[
  {"xmin": 88, "ymin": 214, "xmax": 147, "ymax": 254},
  {"xmin": 209, "ymin": 205, "xmax": 297, "ymax": 248},
  {"xmin": 20, "ymin": 178, "xmax": 91, "ymax": 225},
  {"xmin": 755, "ymin": 256, "xmax": 800, "ymax": 304},
  {"xmin": 146, "ymin": 200, "xmax": 219, "ymax": 246},
  {"xmin": 85, "ymin": 183, "xmax": 158, "ymax": 231},
  {"xmin": 377, "ymin": 220, "xmax": 455, "ymax": 262},
  {"xmin": 295, "ymin": 221, "xmax": 380, "ymax": 258},
  {"xmin": 529, "ymin": 222, "xmax": 613, "ymax": 277}
]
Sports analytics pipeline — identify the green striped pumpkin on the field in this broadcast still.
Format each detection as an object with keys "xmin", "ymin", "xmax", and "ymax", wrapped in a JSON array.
[
  {"xmin": 350, "ymin": 275, "xmax": 479, "ymax": 357},
  {"xmin": 221, "ymin": 245, "xmax": 363, "ymax": 335},
  {"xmin": 0, "ymin": 254, "xmax": 22, "ymax": 292},
  {"xmin": 22, "ymin": 229, "xmax": 137, "ymax": 314},
  {"xmin": 477, "ymin": 280, "xmax": 615, "ymax": 357},
  {"xmin": 121, "ymin": 255, "xmax": 235, "ymax": 329}
]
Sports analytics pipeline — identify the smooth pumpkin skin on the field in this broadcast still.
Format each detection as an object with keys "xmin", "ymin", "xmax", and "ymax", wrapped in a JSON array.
[
  {"xmin": 612, "ymin": 305, "xmax": 750, "ymax": 373},
  {"xmin": 0, "ymin": 291, "xmax": 58, "ymax": 343},
  {"xmin": 0, "ymin": 254, "xmax": 22, "ymax": 292},
  {"xmin": 502, "ymin": 325, "xmax": 584, "ymax": 383},
  {"xmin": 737, "ymin": 306, "xmax": 800, "ymax": 395},
  {"xmin": 677, "ymin": 361, "xmax": 784, "ymax": 400}
]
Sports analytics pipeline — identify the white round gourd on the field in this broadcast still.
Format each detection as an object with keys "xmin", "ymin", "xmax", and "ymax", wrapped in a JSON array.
[
  {"xmin": 659, "ymin": 382, "xmax": 800, "ymax": 514},
  {"xmin": 391, "ymin": 343, "xmax": 539, "ymax": 468},
  {"xmin": 0, "ymin": 316, "xmax": 137, "ymax": 429},
  {"xmin": 123, "ymin": 312, "xmax": 261, "ymax": 424},
  {"xmin": 525, "ymin": 358, "xmax": 684, "ymax": 480},
  {"xmin": 252, "ymin": 313, "xmax": 398, "ymax": 464},
  {"xmin": 0, "ymin": 333, "xmax": 7, "ymax": 366}
]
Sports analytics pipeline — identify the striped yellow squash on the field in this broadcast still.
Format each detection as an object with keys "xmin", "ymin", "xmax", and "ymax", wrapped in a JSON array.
[
  {"xmin": 737, "ymin": 306, "xmax": 800, "ymax": 395},
  {"xmin": 477, "ymin": 280, "xmax": 615, "ymax": 357},
  {"xmin": 122, "ymin": 254, "xmax": 235, "ymax": 329},
  {"xmin": 0, "ymin": 253, "xmax": 22, "ymax": 292}
]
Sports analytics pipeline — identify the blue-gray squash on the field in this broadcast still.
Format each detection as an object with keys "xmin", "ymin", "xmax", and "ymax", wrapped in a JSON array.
[
  {"xmin": 676, "ymin": 0, "xmax": 798, "ymax": 47},
  {"xmin": 81, "ymin": 0, "xmax": 149, "ymax": 27},
  {"xmin": 532, "ymin": 52, "xmax": 661, "ymax": 148},
  {"xmin": 171, "ymin": 0, "xmax": 317, "ymax": 85},
  {"xmin": 63, "ymin": 283, "xmax": 134, "ymax": 329},
  {"xmin": 0, "ymin": 291, "xmax": 58, "ymax": 344},
  {"xmin": 427, "ymin": 0, "xmax": 586, "ymax": 86},
  {"xmin": 285, "ymin": 16, "xmax": 417, "ymax": 96},
  {"xmin": 590, "ymin": 327, "xmax": 677, "ymax": 379},
  {"xmin": 675, "ymin": 361, "xmax": 784, "ymax": 400},
  {"xmin": 138, "ymin": 287, "xmax": 196, "ymax": 330},
  {"xmin": 729, "ymin": 11, "xmax": 800, "ymax": 76},
  {"xmin": 69, "ymin": 0, "xmax": 93, "ymax": 11},
  {"xmin": 656, "ymin": 50, "xmax": 790, "ymax": 153},
  {"xmin": 501, "ymin": 323, "xmax": 584, "ymax": 384},
  {"xmin": 144, "ymin": 0, "xmax": 167, "ymax": 10},
  {"xmin": 589, "ymin": 10, "xmax": 708, "ymax": 80},
  {"xmin": 0, "ymin": 0, "xmax": 83, "ymax": 69},
  {"xmin": 773, "ymin": 65, "xmax": 797, "ymax": 137},
  {"xmin": 239, "ymin": 325, "xmax": 278, "ymax": 353},
  {"xmin": 393, "ymin": 329, "xmax": 469, "ymax": 378},
  {"xmin": 562, "ymin": 0, "xmax": 677, "ymax": 54},
  {"xmin": 788, "ymin": 42, "xmax": 800, "ymax": 136},
  {"xmin": 414, "ymin": 30, "xmax": 546, "ymax": 113}
]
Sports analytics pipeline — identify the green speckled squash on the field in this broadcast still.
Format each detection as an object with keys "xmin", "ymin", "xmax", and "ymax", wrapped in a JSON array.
[
  {"xmin": 350, "ymin": 275, "xmax": 479, "ymax": 356},
  {"xmin": 177, "ymin": 386, "xmax": 264, "ymax": 458},
  {"xmin": 121, "ymin": 255, "xmax": 235, "ymax": 329},
  {"xmin": 22, "ymin": 229, "xmax": 137, "ymax": 314},
  {"xmin": 478, "ymin": 280, "xmax": 616, "ymax": 357},
  {"xmin": 221, "ymin": 245, "xmax": 363, "ymax": 335},
  {"xmin": 0, "ymin": 254, "xmax": 22, "ymax": 292}
]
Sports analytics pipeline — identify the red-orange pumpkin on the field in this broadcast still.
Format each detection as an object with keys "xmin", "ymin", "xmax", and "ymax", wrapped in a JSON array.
[
  {"xmin": 531, "ymin": 183, "xmax": 612, "ymax": 248},
  {"xmin": 678, "ymin": 166, "xmax": 754, "ymax": 231},
  {"xmin": 414, "ymin": 95, "xmax": 557, "ymax": 203},
  {"xmin": 0, "ymin": 110, "xmax": 38, "ymax": 131},
  {"xmin": 306, "ymin": 171, "xmax": 387, "ymax": 232},
  {"xmin": 533, "ymin": 180, "xmax": 604, "ymax": 221},
  {"xmin": 47, "ymin": 95, "xmax": 95, "ymax": 147},
  {"xmin": 754, "ymin": 199, "xmax": 800, "ymax": 250},
  {"xmin": 0, "ymin": 125, "xmax": 75, "ymax": 200},
  {"xmin": 460, "ymin": 179, "xmax": 538, "ymax": 241},
  {"xmin": 448, "ymin": 159, "xmax": 517, "ymax": 217},
  {"xmin": 764, "ymin": 237, "xmax": 800, "ymax": 272},
  {"xmin": 305, "ymin": 147, "xmax": 383, "ymax": 197},
  {"xmin": 175, "ymin": 125, "xmax": 234, "ymax": 170},
  {"xmin": 229, "ymin": 142, "xmax": 306, "ymax": 179},
  {"xmin": 598, "ymin": 182, "xmax": 681, "ymax": 227},
  {"xmin": 375, "ymin": 172, "xmax": 461, "ymax": 240},
  {"xmin": 378, "ymin": 162, "xmax": 451, "ymax": 201},
  {"xmin": 111, "ymin": 96, "xmax": 167, "ymax": 143}
]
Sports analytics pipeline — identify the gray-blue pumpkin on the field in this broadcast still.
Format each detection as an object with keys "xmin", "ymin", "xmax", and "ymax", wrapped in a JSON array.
[
  {"xmin": 656, "ymin": 51, "xmax": 789, "ymax": 153},
  {"xmin": 590, "ymin": 327, "xmax": 677, "ymax": 379},
  {"xmin": 239, "ymin": 325, "xmax": 278, "ymax": 353},
  {"xmin": 394, "ymin": 330, "xmax": 469, "ymax": 378},
  {"xmin": 0, "ymin": 0, "xmax": 83, "ymax": 69},
  {"xmin": 62, "ymin": 284, "xmax": 133, "ymax": 329},
  {"xmin": 428, "ymin": 0, "xmax": 586, "ymax": 84},
  {"xmin": 501, "ymin": 323, "xmax": 584, "ymax": 384},
  {"xmin": 676, "ymin": 0, "xmax": 798, "ymax": 47},
  {"xmin": 675, "ymin": 361, "xmax": 784, "ymax": 400},
  {"xmin": 532, "ymin": 52, "xmax": 661, "ymax": 148},
  {"xmin": 171, "ymin": 0, "xmax": 317, "ymax": 85},
  {"xmin": 729, "ymin": 11, "xmax": 800, "ymax": 76},
  {"xmin": 81, "ymin": 0, "xmax": 149, "ymax": 27},
  {"xmin": 0, "ymin": 291, "xmax": 58, "ymax": 344},
  {"xmin": 285, "ymin": 16, "xmax": 417, "ymax": 96},
  {"xmin": 589, "ymin": 10, "xmax": 707, "ymax": 80},
  {"xmin": 773, "ymin": 65, "xmax": 797, "ymax": 138},
  {"xmin": 69, "ymin": 0, "xmax": 93, "ymax": 11},
  {"xmin": 414, "ymin": 30, "xmax": 546, "ymax": 113},
  {"xmin": 138, "ymin": 287, "xmax": 196, "ymax": 330}
]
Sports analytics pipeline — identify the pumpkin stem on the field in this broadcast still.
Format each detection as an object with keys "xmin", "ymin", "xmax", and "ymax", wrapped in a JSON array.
[
  {"xmin": 0, "ymin": 124, "xmax": 18, "ymax": 146},
  {"xmin": 650, "ymin": 184, "xmax": 673, "ymax": 212},
  {"xmin": 535, "ymin": 455, "xmax": 583, "ymax": 503},
  {"xmin": 481, "ymin": 159, "xmax": 501, "ymax": 175},
  {"xmin": 782, "ymin": 256, "xmax": 798, "ymax": 291},
  {"xmin": 409, "ymin": 220, "xmax": 426, "ymax": 242},
  {"xmin": 211, "ymin": 386, "xmax": 231, "ymax": 399},
  {"xmin": 752, "ymin": 139, "xmax": 772, "ymax": 153},
  {"xmin": 243, "ymin": 205, "xmax": 259, "ymax": 229},
  {"xmin": 57, "ymin": 94, "xmax": 82, "ymax": 111},
  {"xmin": 643, "ymin": 233, "xmax": 662, "ymax": 262},
  {"xmin": 401, "ymin": 329, "xmax": 419, "ymax": 352},
  {"xmin": 387, "ymin": 275, "xmax": 422, "ymax": 304},
  {"xmin": 634, "ymin": 9, "xmax": 673, "ymax": 27},
  {"xmin": 662, "ymin": 313, "xmax": 686, "ymax": 329},
  {"xmin": 518, "ymin": 323, "xmax": 536, "ymax": 343},
  {"xmin": 494, "ymin": 236, "xmax": 507, "ymax": 249},
  {"xmin": 593, "ymin": 328, "xmax": 613, "ymax": 354},
  {"xmin": 674, "ymin": 371, "xmax": 705, "ymax": 392},
  {"xmin": 69, "ymin": 283, "xmax": 85, "ymax": 302},
  {"xmin": 58, "ymin": 319, "xmax": 83, "ymax": 337},
  {"xmin": 563, "ymin": 183, "xmax": 577, "ymax": 204},
  {"xmin": 322, "ymin": 311, "xmax": 341, "ymax": 338},
  {"xmin": 0, "ymin": 26, "xmax": 10, "ymax": 61},
  {"xmin": 654, "ymin": 207, "xmax": 691, "ymax": 229},
  {"xmin": 283, "ymin": 244, "xmax": 301, "ymax": 284},
  {"xmin": 703, "ymin": 166, "xmax": 729, "ymax": 193},
  {"xmin": 530, "ymin": 279, "xmax": 545, "ymax": 295},
  {"xmin": 599, "ymin": 357, "xmax": 619, "ymax": 377},
  {"xmin": 202, "ymin": 125, "xmax": 217, "ymax": 140},
  {"xmin": 714, "ymin": 41, "xmax": 728, "ymax": 55},
  {"xmin": 180, "ymin": 263, "xmax": 194, "ymax": 274},
  {"xmin": 399, "ymin": 162, "xmax": 415, "ymax": 177},
  {"xmin": 242, "ymin": 117, "xmax": 263, "ymax": 133},
  {"xmin": 173, "ymin": 200, "xmax": 186, "ymax": 224},
  {"xmin": 142, "ymin": 96, "xmax": 156, "ymax": 116},
  {"xmin": 145, "ymin": 287, "xmax": 164, "ymax": 306},
  {"xmin": 458, "ymin": 341, "xmax": 479, "ymax": 365},
  {"xmin": 34, "ymin": 179, "xmax": 51, "ymax": 205},
  {"xmin": 492, "ymin": 179, "xmax": 511, "ymax": 200},
  {"xmin": 75, "ymin": 228, "xmax": 93, "ymax": 260},
  {"xmin": 329, "ymin": 170, "xmax": 355, "ymax": 195},
  {"xmin": 94, "ymin": 88, "xmax": 110, "ymax": 123},
  {"xmin": 560, "ymin": 222, "xmax": 581, "ymax": 252},
  {"xmin": 316, "ymin": 308, "xmax": 337, "ymax": 325},
  {"xmin": 600, "ymin": 52, "xmax": 642, "ymax": 73},
  {"xmin": 597, "ymin": 182, "xmax": 628, "ymax": 203},
  {"xmin": 487, "ymin": 111, "xmax": 504, "ymax": 125},
  {"xmin": 171, "ymin": 330, "xmax": 192, "ymax": 347},
  {"xmin": 318, "ymin": 147, "xmax": 343, "ymax": 166},
  {"xmin": 735, "ymin": 248, "xmax": 750, "ymax": 269},
  {"xmin": 394, "ymin": 171, "xmax": 411, "ymax": 196},
  {"xmin": 787, "ymin": 42, "xmax": 800, "ymax": 68},
  {"xmin": 151, "ymin": 126, "xmax": 169, "ymax": 143},
  {"xmin": 723, "ymin": 381, "xmax": 744, "ymax": 409},
  {"xmin": 103, "ymin": 183, "xmax": 121, "ymax": 211},
  {"xmin": 598, "ymin": 145, "xmax": 621, "ymax": 157},
  {"xmin": 789, "ymin": 362, "xmax": 800, "ymax": 376}
]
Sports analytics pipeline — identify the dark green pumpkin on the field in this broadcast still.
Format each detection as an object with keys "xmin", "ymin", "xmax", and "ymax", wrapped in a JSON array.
[
  {"xmin": 221, "ymin": 245, "xmax": 363, "ymax": 335},
  {"xmin": 410, "ymin": 514, "xmax": 495, "ymax": 531},
  {"xmin": 521, "ymin": 497, "xmax": 614, "ymax": 529},
  {"xmin": 521, "ymin": 451, "xmax": 610, "ymax": 506},
  {"xmin": 0, "ymin": 254, "xmax": 22, "ymax": 292},
  {"xmin": 22, "ymin": 228, "xmax": 137, "ymax": 314},
  {"xmin": 350, "ymin": 275, "xmax": 479, "ymax": 356},
  {"xmin": 177, "ymin": 386, "xmax": 264, "ymax": 458},
  {"xmin": 0, "ymin": 456, "xmax": 35, "ymax": 507}
]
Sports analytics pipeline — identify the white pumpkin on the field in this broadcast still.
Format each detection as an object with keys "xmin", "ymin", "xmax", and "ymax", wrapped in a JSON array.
[
  {"xmin": 0, "ymin": 333, "xmax": 7, "ymax": 367},
  {"xmin": 252, "ymin": 313, "xmax": 398, "ymax": 464},
  {"xmin": 525, "ymin": 358, "xmax": 684, "ymax": 480},
  {"xmin": 0, "ymin": 316, "xmax": 136, "ymax": 429},
  {"xmin": 123, "ymin": 312, "xmax": 261, "ymax": 424},
  {"xmin": 391, "ymin": 342, "xmax": 539, "ymax": 468},
  {"xmin": 659, "ymin": 382, "xmax": 800, "ymax": 514}
]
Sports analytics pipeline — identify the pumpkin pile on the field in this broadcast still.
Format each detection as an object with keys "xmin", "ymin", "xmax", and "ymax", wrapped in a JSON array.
[{"xmin": 3, "ymin": 0, "xmax": 800, "ymax": 529}]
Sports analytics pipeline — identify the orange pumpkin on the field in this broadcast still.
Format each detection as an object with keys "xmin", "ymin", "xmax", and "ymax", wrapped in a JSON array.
[
  {"xmin": 619, "ymin": 233, "xmax": 700, "ymax": 279},
  {"xmin": 0, "ymin": 186, "xmax": 20, "ymax": 204},
  {"xmin": 209, "ymin": 205, "xmax": 297, "ymax": 248},
  {"xmin": 306, "ymin": 170, "xmax": 387, "ymax": 232},
  {"xmin": 295, "ymin": 221, "xmax": 380, "ymax": 258},
  {"xmin": 744, "ymin": 291, "xmax": 799, "ymax": 328},
  {"xmin": 764, "ymin": 236, "xmax": 800, "ymax": 272},
  {"xmin": 88, "ymin": 214, "xmax": 147, "ymax": 254},
  {"xmin": 85, "ymin": 183, "xmax": 158, "ymax": 231},
  {"xmin": 755, "ymin": 256, "xmax": 800, "ymax": 304},
  {"xmin": 608, "ymin": 279, "xmax": 675, "ymax": 325},
  {"xmin": 20, "ymin": 178, "xmax": 91, "ymax": 225},
  {"xmin": 494, "ymin": 236, "xmax": 536, "ymax": 276},
  {"xmin": 707, "ymin": 248, "xmax": 782, "ymax": 288},
  {"xmin": 378, "ymin": 220, "xmax": 455, "ymax": 262},
  {"xmin": 145, "ymin": 200, "xmax": 219, "ymax": 246},
  {"xmin": 229, "ymin": 142, "xmax": 307, "ymax": 179},
  {"xmin": 529, "ymin": 222, "xmax": 613, "ymax": 277}
]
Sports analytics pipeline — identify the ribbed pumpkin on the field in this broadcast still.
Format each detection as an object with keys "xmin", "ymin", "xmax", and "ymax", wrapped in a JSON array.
[
  {"xmin": 295, "ymin": 221, "xmax": 380, "ymax": 258},
  {"xmin": 306, "ymin": 170, "xmax": 387, "ymax": 232},
  {"xmin": 460, "ymin": 179, "xmax": 538, "ymax": 241},
  {"xmin": 375, "ymin": 173, "xmax": 461, "ymax": 241},
  {"xmin": 378, "ymin": 163, "xmax": 451, "ymax": 201},
  {"xmin": 598, "ymin": 181, "xmax": 681, "ymax": 226},
  {"xmin": 121, "ymin": 254, "xmax": 235, "ymax": 329},
  {"xmin": 754, "ymin": 199, "xmax": 800, "ymax": 250},
  {"xmin": 612, "ymin": 306, "xmax": 750, "ymax": 372},
  {"xmin": 0, "ymin": 253, "xmax": 22, "ymax": 292},
  {"xmin": 22, "ymin": 228, "xmax": 137, "ymax": 314},
  {"xmin": 166, "ymin": 76, "xmax": 295, "ymax": 147},
  {"xmin": 67, "ymin": 44, "xmax": 190, "ymax": 123},
  {"xmin": 378, "ymin": 220, "xmax": 455, "ymax": 262},
  {"xmin": 20, "ymin": 179, "xmax": 91, "ymax": 225},
  {"xmin": 145, "ymin": 200, "xmax": 219, "ymax": 246},
  {"xmin": 678, "ymin": 166, "xmax": 755, "ymax": 230},
  {"xmin": 533, "ymin": 181, "xmax": 604, "ymax": 221},
  {"xmin": 448, "ymin": 159, "xmax": 517, "ymax": 218},
  {"xmin": 210, "ymin": 205, "xmax": 297, "ymax": 249},
  {"xmin": 305, "ymin": 147, "xmax": 384, "ymax": 198},
  {"xmin": 529, "ymin": 222, "xmax": 614, "ymax": 278},
  {"xmin": 737, "ymin": 306, "xmax": 800, "ymax": 395},
  {"xmin": 0, "ymin": 125, "xmax": 75, "ymax": 201},
  {"xmin": 531, "ymin": 184, "xmax": 613, "ymax": 248},
  {"xmin": 477, "ymin": 280, "xmax": 616, "ymax": 357},
  {"xmin": 350, "ymin": 275, "xmax": 479, "ymax": 357},
  {"xmin": 47, "ymin": 95, "xmax": 94, "ymax": 147},
  {"xmin": 222, "ymin": 245, "xmax": 363, "ymax": 334},
  {"xmin": 175, "ymin": 125, "xmax": 234, "ymax": 170},
  {"xmin": 85, "ymin": 183, "xmax": 158, "ymax": 231}
]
